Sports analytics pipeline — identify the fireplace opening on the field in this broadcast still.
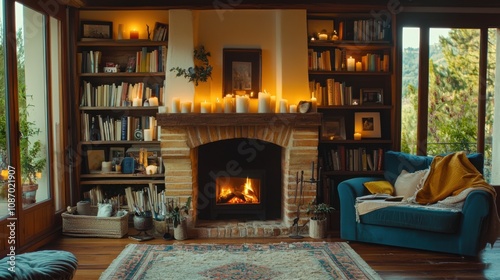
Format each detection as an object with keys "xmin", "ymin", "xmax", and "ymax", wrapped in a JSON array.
[
  {"xmin": 197, "ymin": 138, "xmax": 281, "ymax": 221},
  {"xmin": 217, "ymin": 176, "xmax": 261, "ymax": 205}
]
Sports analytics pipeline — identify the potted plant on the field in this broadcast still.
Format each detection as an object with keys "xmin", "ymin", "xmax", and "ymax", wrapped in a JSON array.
[
  {"xmin": 0, "ymin": 83, "xmax": 46, "ymax": 204},
  {"xmin": 170, "ymin": 45, "xmax": 212, "ymax": 86},
  {"xmin": 167, "ymin": 196, "xmax": 191, "ymax": 240},
  {"xmin": 306, "ymin": 199, "xmax": 334, "ymax": 239}
]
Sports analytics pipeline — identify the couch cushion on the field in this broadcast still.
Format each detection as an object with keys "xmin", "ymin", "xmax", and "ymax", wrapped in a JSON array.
[
  {"xmin": 394, "ymin": 169, "xmax": 428, "ymax": 199},
  {"xmin": 359, "ymin": 205, "xmax": 462, "ymax": 234},
  {"xmin": 363, "ymin": 180, "xmax": 394, "ymax": 195},
  {"xmin": 384, "ymin": 151, "xmax": 484, "ymax": 185}
]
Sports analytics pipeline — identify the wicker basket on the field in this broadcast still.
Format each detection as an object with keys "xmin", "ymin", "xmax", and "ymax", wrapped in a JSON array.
[{"xmin": 62, "ymin": 206, "xmax": 129, "ymax": 238}]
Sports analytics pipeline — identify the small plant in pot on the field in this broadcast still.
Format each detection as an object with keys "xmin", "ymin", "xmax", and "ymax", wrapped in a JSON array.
[
  {"xmin": 306, "ymin": 199, "xmax": 334, "ymax": 239},
  {"xmin": 167, "ymin": 197, "xmax": 191, "ymax": 240}
]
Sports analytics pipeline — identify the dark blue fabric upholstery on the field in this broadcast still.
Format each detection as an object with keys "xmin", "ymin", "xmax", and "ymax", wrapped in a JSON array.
[{"xmin": 339, "ymin": 151, "xmax": 492, "ymax": 257}]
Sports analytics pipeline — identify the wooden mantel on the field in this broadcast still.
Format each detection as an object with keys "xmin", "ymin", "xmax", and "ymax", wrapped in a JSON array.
[{"xmin": 156, "ymin": 113, "xmax": 322, "ymax": 127}]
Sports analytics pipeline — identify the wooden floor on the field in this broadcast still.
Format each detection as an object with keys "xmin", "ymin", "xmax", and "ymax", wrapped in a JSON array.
[{"xmin": 42, "ymin": 230, "xmax": 500, "ymax": 280}]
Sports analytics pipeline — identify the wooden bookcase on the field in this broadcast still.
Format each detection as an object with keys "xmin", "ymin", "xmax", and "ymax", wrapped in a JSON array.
[
  {"xmin": 72, "ymin": 17, "xmax": 168, "ymax": 204},
  {"xmin": 307, "ymin": 12, "xmax": 397, "ymax": 229}
]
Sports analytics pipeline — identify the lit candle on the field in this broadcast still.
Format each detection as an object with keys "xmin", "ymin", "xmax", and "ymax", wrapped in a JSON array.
[
  {"xmin": 171, "ymin": 97, "xmax": 180, "ymax": 113},
  {"xmin": 130, "ymin": 30, "xmax": 139, "ymax": 39},
  {"xmin": 289, "ymin": 104, "xmax": 297, "ymax": 113},
  {"xmin": 148, "ymin": 96, "xmax": 159, "ymax": 107},
  {"xmin": 356, "ymin": 61, "xmax": 362, "ymax": 71},
  {"xmin": 236, "ymin": 95, "xmax": 250, "ymax": 113},
  {"xmin": 258, "ymin": 91, "xmax": 271, "ymax": 113},
  {"xmin": 213, "ymin": 98, "xmax": 223, "ymax": 113},
  {"xmin": 354, "ymin": 132, "xmax": 362, "ymax": 140},
  {"xmin": 200, "ymin": 101, "xmax": 212, "ymax": 113},
  {"xmin": 347, "ymin": 56, "xmax": 355, "ymax": 71},
  {"xmin": 181, "ymin": 101, "xmax": 192, "ymax": 113},
  {"xmin": 311, "ymin": 96, "xmax": 317, "ymax": 112},
  {"xmin": 279, "ymin": 99, "xmax": 288, "ymax": 113},
  {"xmin": 224, "ymin": 94, "xmax": 234, "ymax": 113},
  {"xmin": 132, "ymin": 96, "xmax": 142, "ymax": 107}
]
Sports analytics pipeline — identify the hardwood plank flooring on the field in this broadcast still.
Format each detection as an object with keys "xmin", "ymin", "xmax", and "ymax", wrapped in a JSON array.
[{"xmin": 42, "ymin": 230, "xmax": 500, "ymax": 280}]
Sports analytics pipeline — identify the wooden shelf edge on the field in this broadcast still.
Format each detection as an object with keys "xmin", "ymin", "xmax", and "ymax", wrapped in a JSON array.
[{"xmin": 80, "ymin": 179, "xmax": 165, "ymax": 185}]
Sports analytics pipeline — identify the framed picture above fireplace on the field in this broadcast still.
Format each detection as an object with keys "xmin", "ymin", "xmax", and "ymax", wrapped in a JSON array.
[{"xmin": 222, "ymin": 48, "xmax": 262, "ymax": 98}]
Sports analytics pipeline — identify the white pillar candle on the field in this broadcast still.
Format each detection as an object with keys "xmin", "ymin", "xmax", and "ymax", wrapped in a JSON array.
[
  {"xmin": 236, "ymin": 95, "xmax": 250, "ymax": 113},
  {"xmin": 148, "ymin": 96, "xmax": 159, "ymax": 106},
  {"xmin": 289, "ymin": 104, "xmax": 297, "ymax": 113},
  {"xmin": 279, "ymin": 99, "xmax": 288, "ymax": 113},
  {"xmin": 258, "ymin": 92, "xmax": 271, "ymax": 113},
  {"xmin": 354, "ymin": 132, "xmax": 362, "ymax": 140},
  {"xmin": 224, "ymin": 94, "xmax": 234, "ymax": 113},
  {"xmin": 181, "ymin": 101, "xmax": 192, "ymax": 113},
  {"xmin": 132, "ymin": 97, "xmax": 142, "ymax": 107},
  {"xmin": 200, "ymin": 101, "xmax": 212, "ymax": 113},
  {"xmin": 143, "ymin": 128, "xmax": 152, "ymax": 141},
  {"xmin": 171, "ymin": 97, "xmax": 180, "ymax": 113},
  {"xmin": 347, "ymin": 56, "xmax": 355, "ymax": 71},
  {"xmin": 213, "ymin": 98, "xmax": 223, "ymax": 113},
  {"xmin": 101, "ymin": 161, "xmax": 112, "ymax": 173}
]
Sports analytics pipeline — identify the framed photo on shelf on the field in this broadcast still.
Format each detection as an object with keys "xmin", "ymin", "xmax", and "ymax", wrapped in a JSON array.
[
  {"xmin": 80, "ymin": 21, "xmax": 113, "ymax": 40},
  {"xmin": 223, "ymin": 48, "xmax": 262, "ymax": 98},
  {"xmin": 321, "ymin": 117, "xmax": 346, "ymax": 140},
  {"xmin": 84, "ymin": 149, "xmax": 106, "ymax": 173},
  {"xmin": 109, "ymin": 147, "xmax": 125, "ymax": 161},
  {"xmin": 355, "ymin": 112, "xmax": 381, "ymax": 138},
  {"xmin": 360, "ymin": 88, "xmax": 383, "ymax": 105}
]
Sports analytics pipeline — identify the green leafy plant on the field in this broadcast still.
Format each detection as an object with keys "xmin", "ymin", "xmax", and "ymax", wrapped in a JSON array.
[
  {"xmin": 170, "ymin": 45, "xmax": 212, "ymax": 86},
  {"xmin": 167, "ymin": 197, "xmax": 192, "ymax": 228},
  {"xmin": 306, "ymin": 199, "xmax": 334, "ymax": 221}
]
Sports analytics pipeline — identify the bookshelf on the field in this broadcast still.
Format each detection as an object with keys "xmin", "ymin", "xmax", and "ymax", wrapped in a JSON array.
[
  {"xmin": 307, "ymin": 12, "xmax": 397, "ymax": 229},
  {"xmin": 73, "ymin": 22, "xmax": 167, "ymax": 205}
]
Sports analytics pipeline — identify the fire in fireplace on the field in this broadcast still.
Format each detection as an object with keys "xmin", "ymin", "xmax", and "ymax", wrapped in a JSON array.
[{"xmin": 217, "ymin": 176, "xmax": 261, "ymax": 205}]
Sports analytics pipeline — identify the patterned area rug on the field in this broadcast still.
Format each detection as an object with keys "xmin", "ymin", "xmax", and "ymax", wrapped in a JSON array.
[{"xmin": 100, "ymin": 242, "xmax": 381, "ymax": 280}]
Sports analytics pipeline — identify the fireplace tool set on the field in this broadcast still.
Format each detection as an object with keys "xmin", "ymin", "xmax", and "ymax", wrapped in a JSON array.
[{"xmin": 289, "ymin": 162, "xmax": 321, "ymax": 239}]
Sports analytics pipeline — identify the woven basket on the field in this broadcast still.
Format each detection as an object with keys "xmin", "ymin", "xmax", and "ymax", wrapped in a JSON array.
[{"xmin": 62, "ymin": 206, "xmax": 129, "ymax": 238}]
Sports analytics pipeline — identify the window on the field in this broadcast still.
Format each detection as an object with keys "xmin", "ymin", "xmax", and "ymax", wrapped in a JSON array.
[{"xmin": 399, "ymin": 13, "xmax": 499, "ymax": 183}]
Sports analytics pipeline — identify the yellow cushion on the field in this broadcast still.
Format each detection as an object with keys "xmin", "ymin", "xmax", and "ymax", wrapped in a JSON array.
[{"xmin": 363, "ymin": 180, "xmax": 394, "ymax": 195}]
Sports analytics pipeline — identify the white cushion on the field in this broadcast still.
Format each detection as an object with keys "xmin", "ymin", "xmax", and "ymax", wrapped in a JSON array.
[{"xmin": 394, "ymin": 169, "xmax": 428, "ymax": 200}]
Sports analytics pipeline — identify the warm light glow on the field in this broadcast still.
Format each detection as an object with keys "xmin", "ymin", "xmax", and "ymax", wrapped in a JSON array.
[{"xmin": 217, "ymin": 176, "xmax": 260, "ymax": 204}]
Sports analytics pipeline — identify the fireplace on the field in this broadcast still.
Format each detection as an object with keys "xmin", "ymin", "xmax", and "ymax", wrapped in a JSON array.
[
  {"xmin": 197, "ymin": 138, "xmax": 281, "ymax": 221},
  {"xmin": 157, "ymin": 113, "xmax": 321, "ymax": 238}
]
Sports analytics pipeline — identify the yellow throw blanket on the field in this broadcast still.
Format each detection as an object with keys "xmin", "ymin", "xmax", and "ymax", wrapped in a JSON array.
[
  {"xmin": 415, "ymin": 151, "xmax": 500, "ymax": 247},
  {"xmin": 416, "ymin": 152, "xmax": 493, "ymax": 204}
]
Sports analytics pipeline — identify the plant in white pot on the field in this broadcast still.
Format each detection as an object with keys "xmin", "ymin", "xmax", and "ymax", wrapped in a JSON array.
[
  {"xmin": 167, "ymin": 197, "xmax": 191, "ymax": 240},
  {"xmin": 307, "ymin": 199, "xmax": 334, "ymax": 239}
]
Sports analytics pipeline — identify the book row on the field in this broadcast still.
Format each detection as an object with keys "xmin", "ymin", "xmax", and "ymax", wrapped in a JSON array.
[
  {"xmin": 308, "ymin": 49, "xmax": 389, "ymax": 72},
  {"xmin": 80, "ymin": 81, "xmax": 164, "ymax": 108},
  {"xmin": 77, "ymin": 46, "xmax": 167, "ymax": 74},
  {"xmin": 81, "ymin": 113, "xmax": 157, "ymax": 142},
  {"xmin": 310, "ymin": 78, "xmax": 354, "ymax": 106},
  {"xmin": 337, "ymin": 18, "xmax": 390, "ymax": 42},
  {"xmin": 322, "ymin": 146, "xmax": 384, "ymax": 172}
]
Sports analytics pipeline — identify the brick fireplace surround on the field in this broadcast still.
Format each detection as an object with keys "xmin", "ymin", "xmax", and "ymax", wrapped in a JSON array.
[{"xmin": 156, "ymin": 113, "xmax": 321, "ymax": 238}]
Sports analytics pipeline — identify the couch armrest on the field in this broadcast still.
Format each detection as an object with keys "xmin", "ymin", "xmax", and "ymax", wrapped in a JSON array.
[
  {"xmin": 459, "ymin": 190, "xmax": 493, "ymax": 253},
  {"xmin": 338, "ymin": 177, "xmax": 384, "ymax": 240}
]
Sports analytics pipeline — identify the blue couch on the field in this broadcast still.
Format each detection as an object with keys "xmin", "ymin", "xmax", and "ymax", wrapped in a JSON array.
[{"xmin": 338, "ymin": 151, "xmax": 494, "ymax": 257}]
